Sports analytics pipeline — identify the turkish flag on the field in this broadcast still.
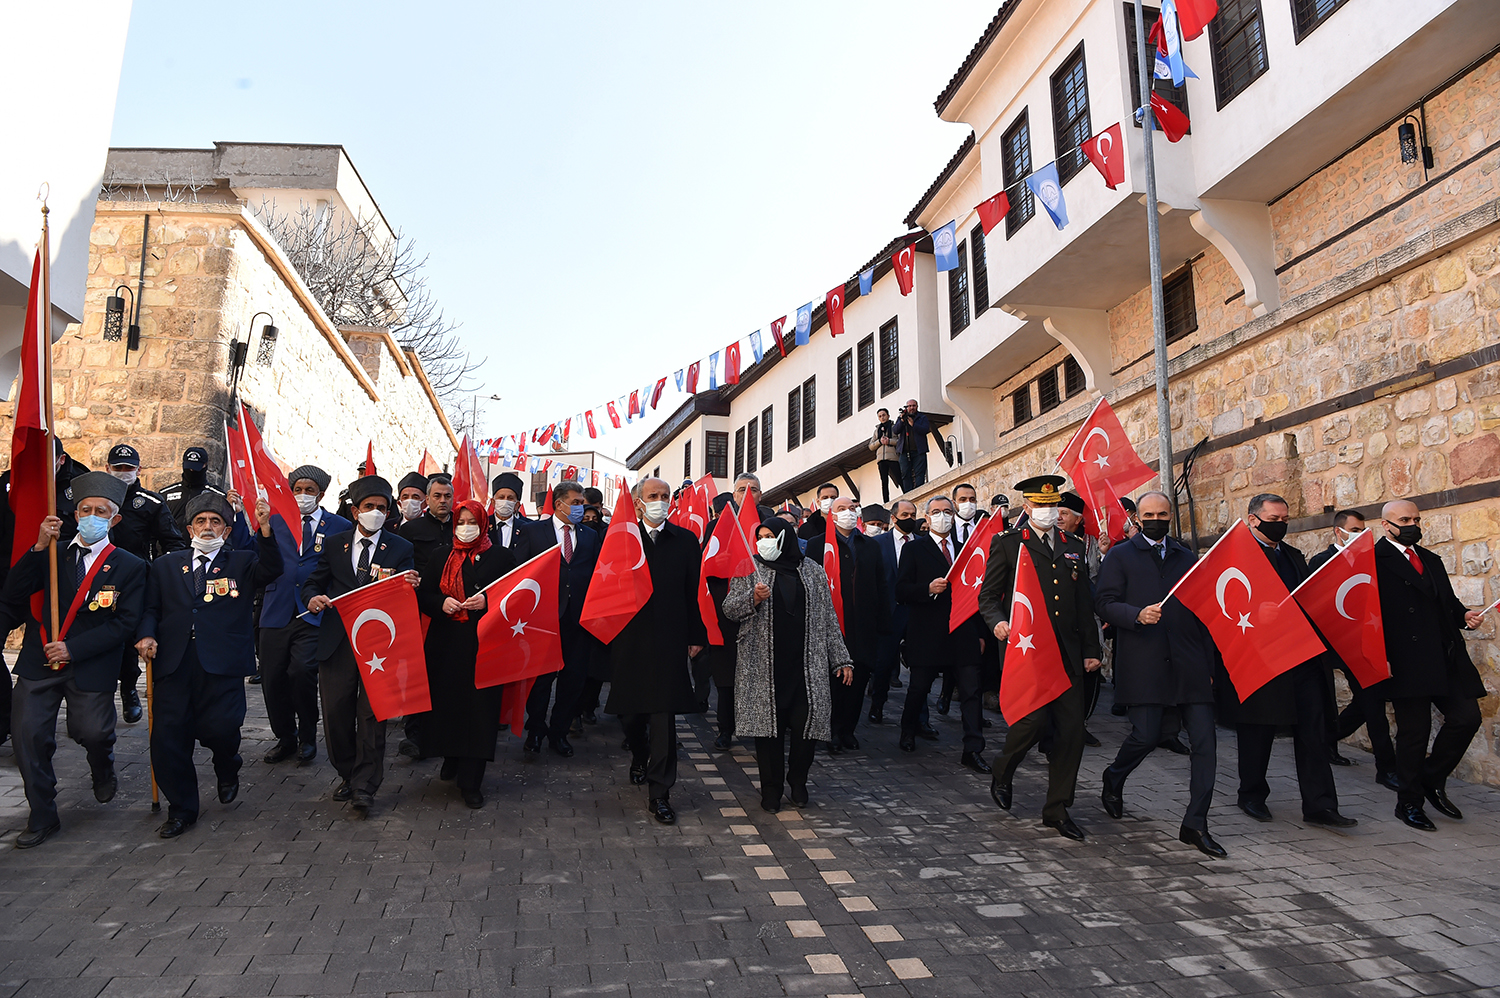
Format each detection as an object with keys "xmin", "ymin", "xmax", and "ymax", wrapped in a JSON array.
[
  {"xmin": 1150, "ymin": 92, "xmax": 1191, "ymax": 143},
  {"xmin": 1175, "ymin": 0, "xmax": 1218, "ymax": 39},
  {"xmin": 451, "ymin": 433, "xmax": 487, "ymax": 504},
  {"xmin": 892, "ymin": 243, "xmax": 916, "ymax": 296},
  {"xmin": 826, "ymin": 285, "xmax": 846, "ymax": 337},
  {"xmin": 1170, "ymin": 521, "xmax": 1326, "ymax": 700},
  {"xmin": 946, "ymin": 509, "xmax": 1007, "ymax": 632},
  {"xmin": 224, "ymin": 407, "xmax": 259, "ymax": 532},
  {"xmin": 1072, "ymin": 473, "xmax": 1131, "ymax": 546},
  {"xmin": 685, "ymin": 362, "xmax": 701, "ymax": 394},
  {"xmin": 821, "ymin": 513, "xmax": 844, "ymax": 633},
  {"xmin": 476, "ymin": 546, "xmax": 565, "ymax": 691},
  {"xmin": 1082, "ymin": 124, "xmax": 1126, "ymax": 190},
  {"xmin": 419, "ymin": 449, "xmax": 442, "ymax": 477},
  {"xmin": 8, "ymin": 250, "xmax": 51, "ymax": 569},
  {"xmin": 580, "ymin": 490, "xmax": 654, "ymax": 644},
  {"xmin": 364, "ymin": 440, "xmax": 376, "ymax": 477},
  {"xmin": 241, "ymin": 404, "xmax": 302, "ymax": 545},
  {"xmin": 770, "ymin": 316, "xmax": 788, "ymax": 357},
  {"xmin": 697, "ymin": 496, "xmax": 753, "ymax": 647},
  {"xmin": 1000, "ymin": 545, "xmax": 1074, "ymax": 723},
  {"xmin": 1291, "ymin": 531, "xmax": 1389, "ymax": 688},
  {"xmin": 606, "ymin": 401, "xmax": 622, "ymax": 428},
  {"xmin": 975, "ymin": 192, "xmax": 1010, "ymax": 236},
  {"xmin": 682, "ymin": 474, "xmax": 714, "ymax": 542},
  {"xmin": 629, "ymin": 390, "xmax": 640, "ymax": 419},
  {"xmin": 725, "ymin": 342, "xmax": 741, "ymax": 385},
  {"xmin": 1057, "ymin": 397, "xmax": 1157, "ymax": 502},
  {"xmin": 328, "ymin": 574, "xmax": 431, "ymax": 721},
  {"xmin": 585, "ymin": 410, "xmax": 598, "ymax": 438},
  {"xmin": 651, "ymin": 377, "xmax": 667, "ymax": 409}
]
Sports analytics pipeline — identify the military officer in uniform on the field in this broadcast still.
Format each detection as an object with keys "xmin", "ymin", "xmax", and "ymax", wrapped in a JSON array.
[
  {"xmin": 979, "ymin": 476, "xmax": 1101, "ymax": 841},
  {"xmin": 135, "ymin": 492, "xmax": 284, "ymax": 838},
  {"xmin": 102, "ymin": 443, "xmax": 186, "ymax": 724},
  {"xmin": 161, "ymin": 447, "xmax": 228, "ymax": 535}
]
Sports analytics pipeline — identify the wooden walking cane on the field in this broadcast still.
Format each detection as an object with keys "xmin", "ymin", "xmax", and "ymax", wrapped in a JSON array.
[{"xmin": 146, "ymin": 656, "xmax": 159, "ymax": 812}]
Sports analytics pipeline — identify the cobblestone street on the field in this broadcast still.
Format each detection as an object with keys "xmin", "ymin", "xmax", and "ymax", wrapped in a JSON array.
[{"xmin": 1, "ymin": 683, "xmax": 1499, "ymax": 998}]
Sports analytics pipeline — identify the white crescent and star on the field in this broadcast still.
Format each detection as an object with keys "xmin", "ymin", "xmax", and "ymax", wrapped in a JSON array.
[
  {"xmin": 1081, "ymin": 427, "xmax": 1112, "ymax": 469},
  {"xmin": 1215, "ymin": 568, "xmax": 1254, "ymax": 632},
  {"xmin": 705, "ymin": 535, "xmax": 720, "ymax": 560},
  {"xmin": 500, "ymin": 578, "xmax": 541, "ymax": 636},
  {"xmin": 1096, "ymin": 129, "xmax": 1114, "ymax": 162},
  {"xmin": 624, "ymin": 523, "xmax": 647, "ymax": 569},
  {"xmin": 350, "ymin": 608, "xmax": 396, "ymax": 673},
  {"xmin": 1011, "ymin": 590, "xmax": 1036, "ymax": 653},
  {"xmin": 960, "ymin": 546, "xmax": 987, "ymax": 589},
  {"xmin": 1335, "ymin": 573, "xmax": 1371, "ymax": 621}
]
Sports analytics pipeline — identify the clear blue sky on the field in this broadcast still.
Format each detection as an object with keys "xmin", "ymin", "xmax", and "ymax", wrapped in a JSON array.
[{"xmin": 111, "ymin": 2, "xmax": 998, "ymax": 457}]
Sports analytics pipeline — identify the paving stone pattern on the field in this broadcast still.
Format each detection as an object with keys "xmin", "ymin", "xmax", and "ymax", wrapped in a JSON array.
[{"xmin": 1, "ymin": 682, "xmax": 1499, "ymax": 998}]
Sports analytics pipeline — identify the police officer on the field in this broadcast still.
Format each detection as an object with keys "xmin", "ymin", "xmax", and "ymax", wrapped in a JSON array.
[
  {"xmin": 979, "ymin": 476, "xmax": 1102, "ymax": 842},
  {"xmin": 161, "ymin": 447, "xmax": 228, "ymax": 535},
  {"xmin": 103, "ymin": 444, "xmax": 186, "ymax": 724}
]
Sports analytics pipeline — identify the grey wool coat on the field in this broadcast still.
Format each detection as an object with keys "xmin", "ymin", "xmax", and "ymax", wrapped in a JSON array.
[{"xmin": 723, "ymin": 560, "xmax": 852, "ymax": 741}]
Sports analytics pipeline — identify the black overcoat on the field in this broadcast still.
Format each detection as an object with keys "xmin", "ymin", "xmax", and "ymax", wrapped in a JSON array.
[
  {"xmin": 604, "ymin": 521, "xmax": 708, "ymax": 715},
  {"xmin": 1372, "ymin": 537, "xmax": 1484, "ymax": 701},
  {"xmin": 894, "ymin": 534, "xmax": 984, "ymax": 674}
]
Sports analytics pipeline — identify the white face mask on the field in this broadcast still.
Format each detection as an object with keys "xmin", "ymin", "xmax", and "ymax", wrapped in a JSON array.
[
  {"xmin": 1028, "ymin": 506, "xmax": 1059, "ymax": 530},
  {"xmin": 454, "ymin": 523, "xmax": 482, "ymax": 543},
  {"xmin": 956, "ymin": 501, "xmax": 977, "ymax": 520},
  {"xmin": 399, "ymin": 498, "xmax": 424, "ymax": 520},
  {"xmin": 110, "ymin": 468, "xmax": 139, "ymax": 485},
  {"xmin": 295, "ymin": 493, "xmax": 319, "ymax": 515},
  {"xmin": 190, "ymin": 532, "xmax": 225, "ymax": 554},
  {"xmin": 928, "ymin": 512, "xmax": 954, "ymax": 535},
  {"xmin": 1337, "ymin": 526, "xmax": 1365, "ymax": 547},
  {"xmin": 357, "ymin": 509, "xmax": 386, "ymax": 532},
  {"xmin": 833, "ymin": 510, "xmax": 859, "ymax": 531},
  {"xmin": 864, "ymin": 524, "xmax": 885, "ymax": 537},
  {"xmin": 493, "ymin": 499, "xmax": 517, "ymax": 520},
  {"xmin": 819, "ymin": 497, "xmax": 834, "ymax": 514},
  {"xmin": 757, "ymin": 536, "xmax": 782, "ymax": 560},
  {"xmin": 641, "ymin": 500, "xmax": 670, "ymax": 525}
]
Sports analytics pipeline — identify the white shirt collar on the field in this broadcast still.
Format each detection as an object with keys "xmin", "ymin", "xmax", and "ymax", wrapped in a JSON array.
[
  {"xmin": 1382, "ymin": 534, "xmax": 1411, "ymax": 556},
  {"xmin": 70, "ymin": 532, "xmax": 110, "ymax": 557}
]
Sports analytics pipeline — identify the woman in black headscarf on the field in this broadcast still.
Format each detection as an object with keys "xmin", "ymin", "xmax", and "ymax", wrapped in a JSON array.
[{"xmin": 723, "ymin": 518, "xmax": 852, "ymax": 812}]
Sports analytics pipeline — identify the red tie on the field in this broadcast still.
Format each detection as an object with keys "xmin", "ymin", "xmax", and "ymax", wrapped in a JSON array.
[
  {"xmin": 941, "ymin": 538, "xmax": 953, "ymax": 566},
  {"xmin": 562, "ymin": 524, "xmax": 574, "ymax": 563},
  {"xmin": 1406, "ymin": 546, "xmax": 1423, "ymax": 575}
]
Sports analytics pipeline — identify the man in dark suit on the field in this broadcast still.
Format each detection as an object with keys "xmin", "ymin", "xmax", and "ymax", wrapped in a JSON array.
[
  {"xmin": 488, "ymin": 472, "xmax": 528, "ymax": 556},
  {"xmin": 868, "ymin": 501, "xmax": 921, "ymax": 729},
  {"xmin": 2, "ymin": 473, "xmax": 148, "ymax": 848},
  {"xmin": 603, "ymin": 476, "xmax": 707, "ymax": 824},
  {"xmin": 399, "ymin": 473, "xmax": 455, "ymax": 570},
  {"xmin": 797, "ymin": 483, "xmax": 839, "ymax": 543},
  {"xmin": 515, "ymin": 480, "xmax": 603, "ymax": 757},
  {"xmin": 302, "ymin": 476, "xmax": 417, "ymax": 813},
  {"xmin": 827, "ymin": 496, "xmax": 890, "ymax": 752},
  {"xmin": 1232, "ymin": 493, "xmax": 1354, "ymax": 828},
  {"xmin": 979, "ymin": 476, "xmax": 1100, "ymax": 841},
  {"xmin": 894, "ymin": 496, "xmax": 986, "ymax": 769},
  {"xmin": 135, "ymin": 493, "xmax": 284, "ymax": 838},
  {"xmin": 258, "ymin": 465, "xmax": 350, "ymax": 767},
  {"xmin": 1095, "ymin": 491, "xmax": 1225, "ymax": 858},
  {"xmin": 1311, "ymin": 509, "xmax": 1396, "ymax": 786},
  {"xmin": 1373, "ymin": 499, "xmax": 1486, "ymax": 831}
]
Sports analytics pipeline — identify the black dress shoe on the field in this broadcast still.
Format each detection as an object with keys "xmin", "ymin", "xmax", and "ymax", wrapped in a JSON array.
[
  {"xmin": 889, "ymin": 675, "xmax": 903, "ymax": 689},
  {"xmin": 248, "ymin": 672, "xmax": 262, "ymax": 685},
  {"xmin": 629, "ymin": 763, "xmax": 647, "ymax": 785},
  {"xmin": 1101, "ymin": 772, "xmax": 1124, "ymax": 819},
  {"xmin": 264, "ymin": 741, "xmax": 298, "ymax": 764},
  {"xmin": 839, "ymin": 733, "xmax": 859, "ymax": 750},
  {"xmin": 1082, "ymin": 729, "xmax": 1101, "ymax": 748},
  {"xmin": 523, "ymin": 732, "xmax": 543, "ymax": 754},
  {"xmin": 397, "ymin": 738, "xmax": 423, "ymax": 760},
  {"xmin": 1329, "ymin": 749, "xmax": 1354, "ymax": 766},
  {"xmin": 1304, "ymin": 809, "xmax": 1357, "ymax": 828},
  {"xmin": 1396, "ymin": 803, "xmax": 1436, "ymax": 831},
  {"xmin": 1238, "ymin": 800, "xmax": 1273, "ymax": 822},
  {"xmin": 1376, "ymin": 771, "xmax": 1401, "ymax": 791},
  {"xmin": 297, "ymin": 743, "xmax": 317, "ymax": 765},
  {"xmin": 1424, "ymin": 787, "xmax": 1463, "ymax": 819},
  {"xmin": 15, "ymin": 822, "xmax": 60, "ymax": 849},
  {"xmin": 760, "ymin": 798, "xmax": 781, "ymax": 814},
  {"xmin": 917, "ymin": 725, "xmax": 940, "ymax": 741},
  {"xmin": 981, "ymin": 718, "xmax": 993, "ymax": 729},
  {"xmin": 1179, "ymin": 826, "xmax": 1228, "ymax": 858},
  {"xmin": 789, "ymin": 784, "xmax": 809, "ymax": 807},
  {"xmin": 1111, "ymin": 702, "xmax": 1128, "ymax": 716},
  {"xmin": 961, "ymin": 752, "xmax": 991, "ymax": 774},
  {"xmin": 158, "ymin": 817, "xmax": 196, "ymax": 839},
  {"xmin": 648, "ymin": 797, "xmax": 676, "ymax": 825},
  {"xmin": 936, "ymin": 696, "xmax": 951, "ymax": 716},
  {"xmin": 582, "ymin": 710, "xmax": 598, "ymax": 725},
  {"xmin": 332, "ymin": 781, "xmax": 352, "ymax": 802},
  {"xmin": 990, "ymin": 779, "xmax": 1012, "ymax": 811},
  {"xmin": 827, "ymin": 740, "xmax": 843, "ymax": 756},
  {"xmin": 351, "ymin": 791, "xmax": 373, "ymax": 812},
  {"xmin": 713, "ymin": 733, "xmax": 733, "ymax": 751},
  {"xmin": 462, "ymin": 791, "xmax": 484, "ymax": 809},
  {"xmin": 868, "ymin": 708, "xmax": 884, "ymax": 725},
  {"xmin": 1044, "ymin": 815, "xmax": 1086, "ymax": 841},
  {"xmin": 1159, "ymin": 737, "xmax": 1190, "ymax": 756},
  {"xmin": 550, "ymin": 736, "xmax": 575, "ymax": 758},
  {"xmin": 120, "ymin": 687, "xmax": 143, "ymax": 724},
  {"xmin": 899, "ymin": 733, "xmax": 916, "ymax": 752},
  {"xmin": 217, "ymin": 779, "xmax": 239, "ymax": 805},
  {"xmin": 439, "ymin": 759, "xmax": 458, "ymax": 781},
  {"xmin": 569, "ymin": 717, "xmax": 584, "ymax": 737},
  {"xmin": 93, "ymin": 770, "xmax": 118, "ymax": 804}
]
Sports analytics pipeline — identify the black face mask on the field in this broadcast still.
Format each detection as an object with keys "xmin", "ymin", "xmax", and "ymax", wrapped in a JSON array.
[
  {"xmin": 182, "ymin": 469, "xmax": 206, "ymax": 490},
  {"xmin": 1139, "ymin": 519, "xmax": 1171, "ymax": 541},
  {"xmin": 894, "ymin": 517, "xmax": 918, "ymax": 534},
  {"xmin": 1392, "ymin": 523, "xmax": 1422, "ymax": 547},
  {"xmin": 1255, "ymin": 519, "xmax": 1288, "ymax": 543}
]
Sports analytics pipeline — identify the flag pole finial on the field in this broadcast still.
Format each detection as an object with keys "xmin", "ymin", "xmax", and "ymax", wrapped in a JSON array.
[{"xmin": 37, "ymin": 182, "xmax": 49, "ymax": 215}]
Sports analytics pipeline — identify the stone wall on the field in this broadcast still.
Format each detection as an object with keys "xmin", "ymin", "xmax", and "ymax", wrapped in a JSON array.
[{"xmin": 0, "ymin": 202, "xmax": 458, "ymax": 505}]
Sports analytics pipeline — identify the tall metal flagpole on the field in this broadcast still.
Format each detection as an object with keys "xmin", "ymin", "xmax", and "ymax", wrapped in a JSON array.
[{"xmin": 1134, "ymin": 0, "xmax": 1176, "ymax": 503}]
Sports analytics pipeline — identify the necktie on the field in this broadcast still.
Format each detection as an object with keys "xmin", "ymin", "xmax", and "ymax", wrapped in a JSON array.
[
  {"xmin": 1045, "ymin": 531, "xmax": 1054, "ymax": 556},
  {"xmin": 194, "ymin": 554, "xmax": 209, "ymax": 597},
  {"xmin": 75, "ymin": 548, "xmax": 88, "ymax": 588},
  {"xmin": 1159, "ymin": 543, "xmax": 1167, "ymax": 560},
  {"xmin": 562, "ymin": 524, "xmax": 573, "ymax": 563},
  {"xmin": 1406, "ymin": 546, "xmax": 1424, "ymax": 575},
  {"xmin": 941, "ymin": 538, "xmax": 953, "ymax": 566},
  {"xmin": 649, "ymin": 528, "xmax": 660, "ymax": 545},
  {"xmin": 357, "ymin": 538, "xmax": 373, "ymax": 584},
  {"xmin": 302, "ymin": 514, "xmax": 314, "ymax": 552}
]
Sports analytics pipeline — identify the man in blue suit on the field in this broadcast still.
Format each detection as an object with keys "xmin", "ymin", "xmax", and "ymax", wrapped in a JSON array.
[
  {"xmin": 868, "ymin": 500, "xmax": 919, "ymax": 729},
  {"xmin": 136, "ymin": 492, "xmax": 284, "ymax": 838},
  {"xmin": 257, "ymin": 465, "xmax": 350, "ymax": 766},
  {"xmin": 303, "ymin": 476, "xmax": 417, "ymax": 813},
  {"xmin": 515, "ymin": 480, "xmax": 602, "ymax": 757}
]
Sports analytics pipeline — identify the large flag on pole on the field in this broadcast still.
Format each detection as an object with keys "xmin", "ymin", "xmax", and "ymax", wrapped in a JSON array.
[
  {"xmin": 822, "ymin": 513, "xmax": 844, "ymax": 634},
  {"xmin": 451, "ymin": 433, "xmax": 487, "ymax": 503},
  {"xmin": 1290, "ymin": 530, "xmax": 1389, "ymax": 688},
  {"xmin": 240, "ymin": 403, "xmax": 302, "ymax": 544},
  {"xmin": 580, "ymin": 490, "xmax": 655, "ymax": 644},
  {"xmin": 1000, "ymin": 546, "xmax": 1074, "ymax": 723},
  {"xmin": 327, "ymin": 574, "xmax": 431, "ymax": 720},
  {"xmin": 946, "ymin": 508, "xmax": 1007, "ymax": 632},
  {"xmin": 1057, "ymin": 397, "xmax": 1157, "ymax": 503},
  {"xmin": 9, "ymin": 246, "xmax": 54, "ymax": 569},
  {"xmin": 224, "ymin": 405, "xmax": 260, "ymax": 532}
]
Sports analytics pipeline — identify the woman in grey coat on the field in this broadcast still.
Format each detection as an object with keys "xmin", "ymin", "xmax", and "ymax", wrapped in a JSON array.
[{"xmin": 724, "ymin": 518, "xmax": 853, "ymax": 812}]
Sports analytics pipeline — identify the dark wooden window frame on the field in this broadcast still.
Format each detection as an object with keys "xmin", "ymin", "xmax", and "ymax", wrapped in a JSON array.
[{"xmin": 1050, "ymin": 42, "xmax": 1091, "ymax": 184}]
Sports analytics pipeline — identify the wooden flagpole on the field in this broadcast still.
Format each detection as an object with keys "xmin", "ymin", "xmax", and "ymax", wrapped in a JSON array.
[{"xmin": 38, "ymin": 199, "xmax": 62, "ymax": 656}]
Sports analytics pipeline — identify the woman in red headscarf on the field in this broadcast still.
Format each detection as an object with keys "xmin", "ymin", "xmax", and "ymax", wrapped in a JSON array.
[{"xmin": 416, "ymin": 499, "xmax": 516, "ymax": 807}]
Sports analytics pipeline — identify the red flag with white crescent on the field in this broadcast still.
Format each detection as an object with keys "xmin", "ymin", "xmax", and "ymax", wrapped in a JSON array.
[
  {"xmin": 1290, "ymin": 530, "xmax": 1388, "ymax": 688},
  {"xmin": 475, "ymin": 546, "xmax": 564, "ymax": 694},
  {"xmin": 822, "ymin": 513, "xmax": 845, "ymax": 634},
  {"xmin": 224, "ymin": 407, "xmax": 260, "ymax": 533},
  {"xmin": 826, "ymin": 285, "xmax": 846, "ymax": 337},
  {"xmin": 1150, "ymin": 92, "xmax": 1191, "ymax": 143},
  {"xmin": 892, "ymin": 243, "xmax": 916, "ymax": 296},
  {"xmin": 945, "ymin": 508, "xmax": 1007, "ymax": 632},
  {"xmin": 725, "ymin": 341, "xmax": 742, "ymax": 384},
  {"xmin": 1082, "ymin": 124, "xmax": 1125, "ymax": 190},
  {"xmin": 1057, "ymin": 397, "xmax": 1156, "ymax": 502},
  {"xmin": 241, "ymin": 404, "xmax": 302, "ymax": 544},
  {"xmin": 1000, "ymin": 546, "xmax": 1073, "ymax": 723},
  {"xmin": 770, "ymin": 316, "xmax": 788, "ymax": 357},
  {"xmin": 418, "ymin": 449, "xmax": 442, "ymax": 477},
  {"xmin": 329, "ymin": 574, "xmax": 431, "ymax": 721},
  {"xmin": 579, "ymin": 490, "xmax": 654, "ymax": 644},
  {"xmin": 9, "ymin": 249, "xmax": 52, "ymax": 570}
]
